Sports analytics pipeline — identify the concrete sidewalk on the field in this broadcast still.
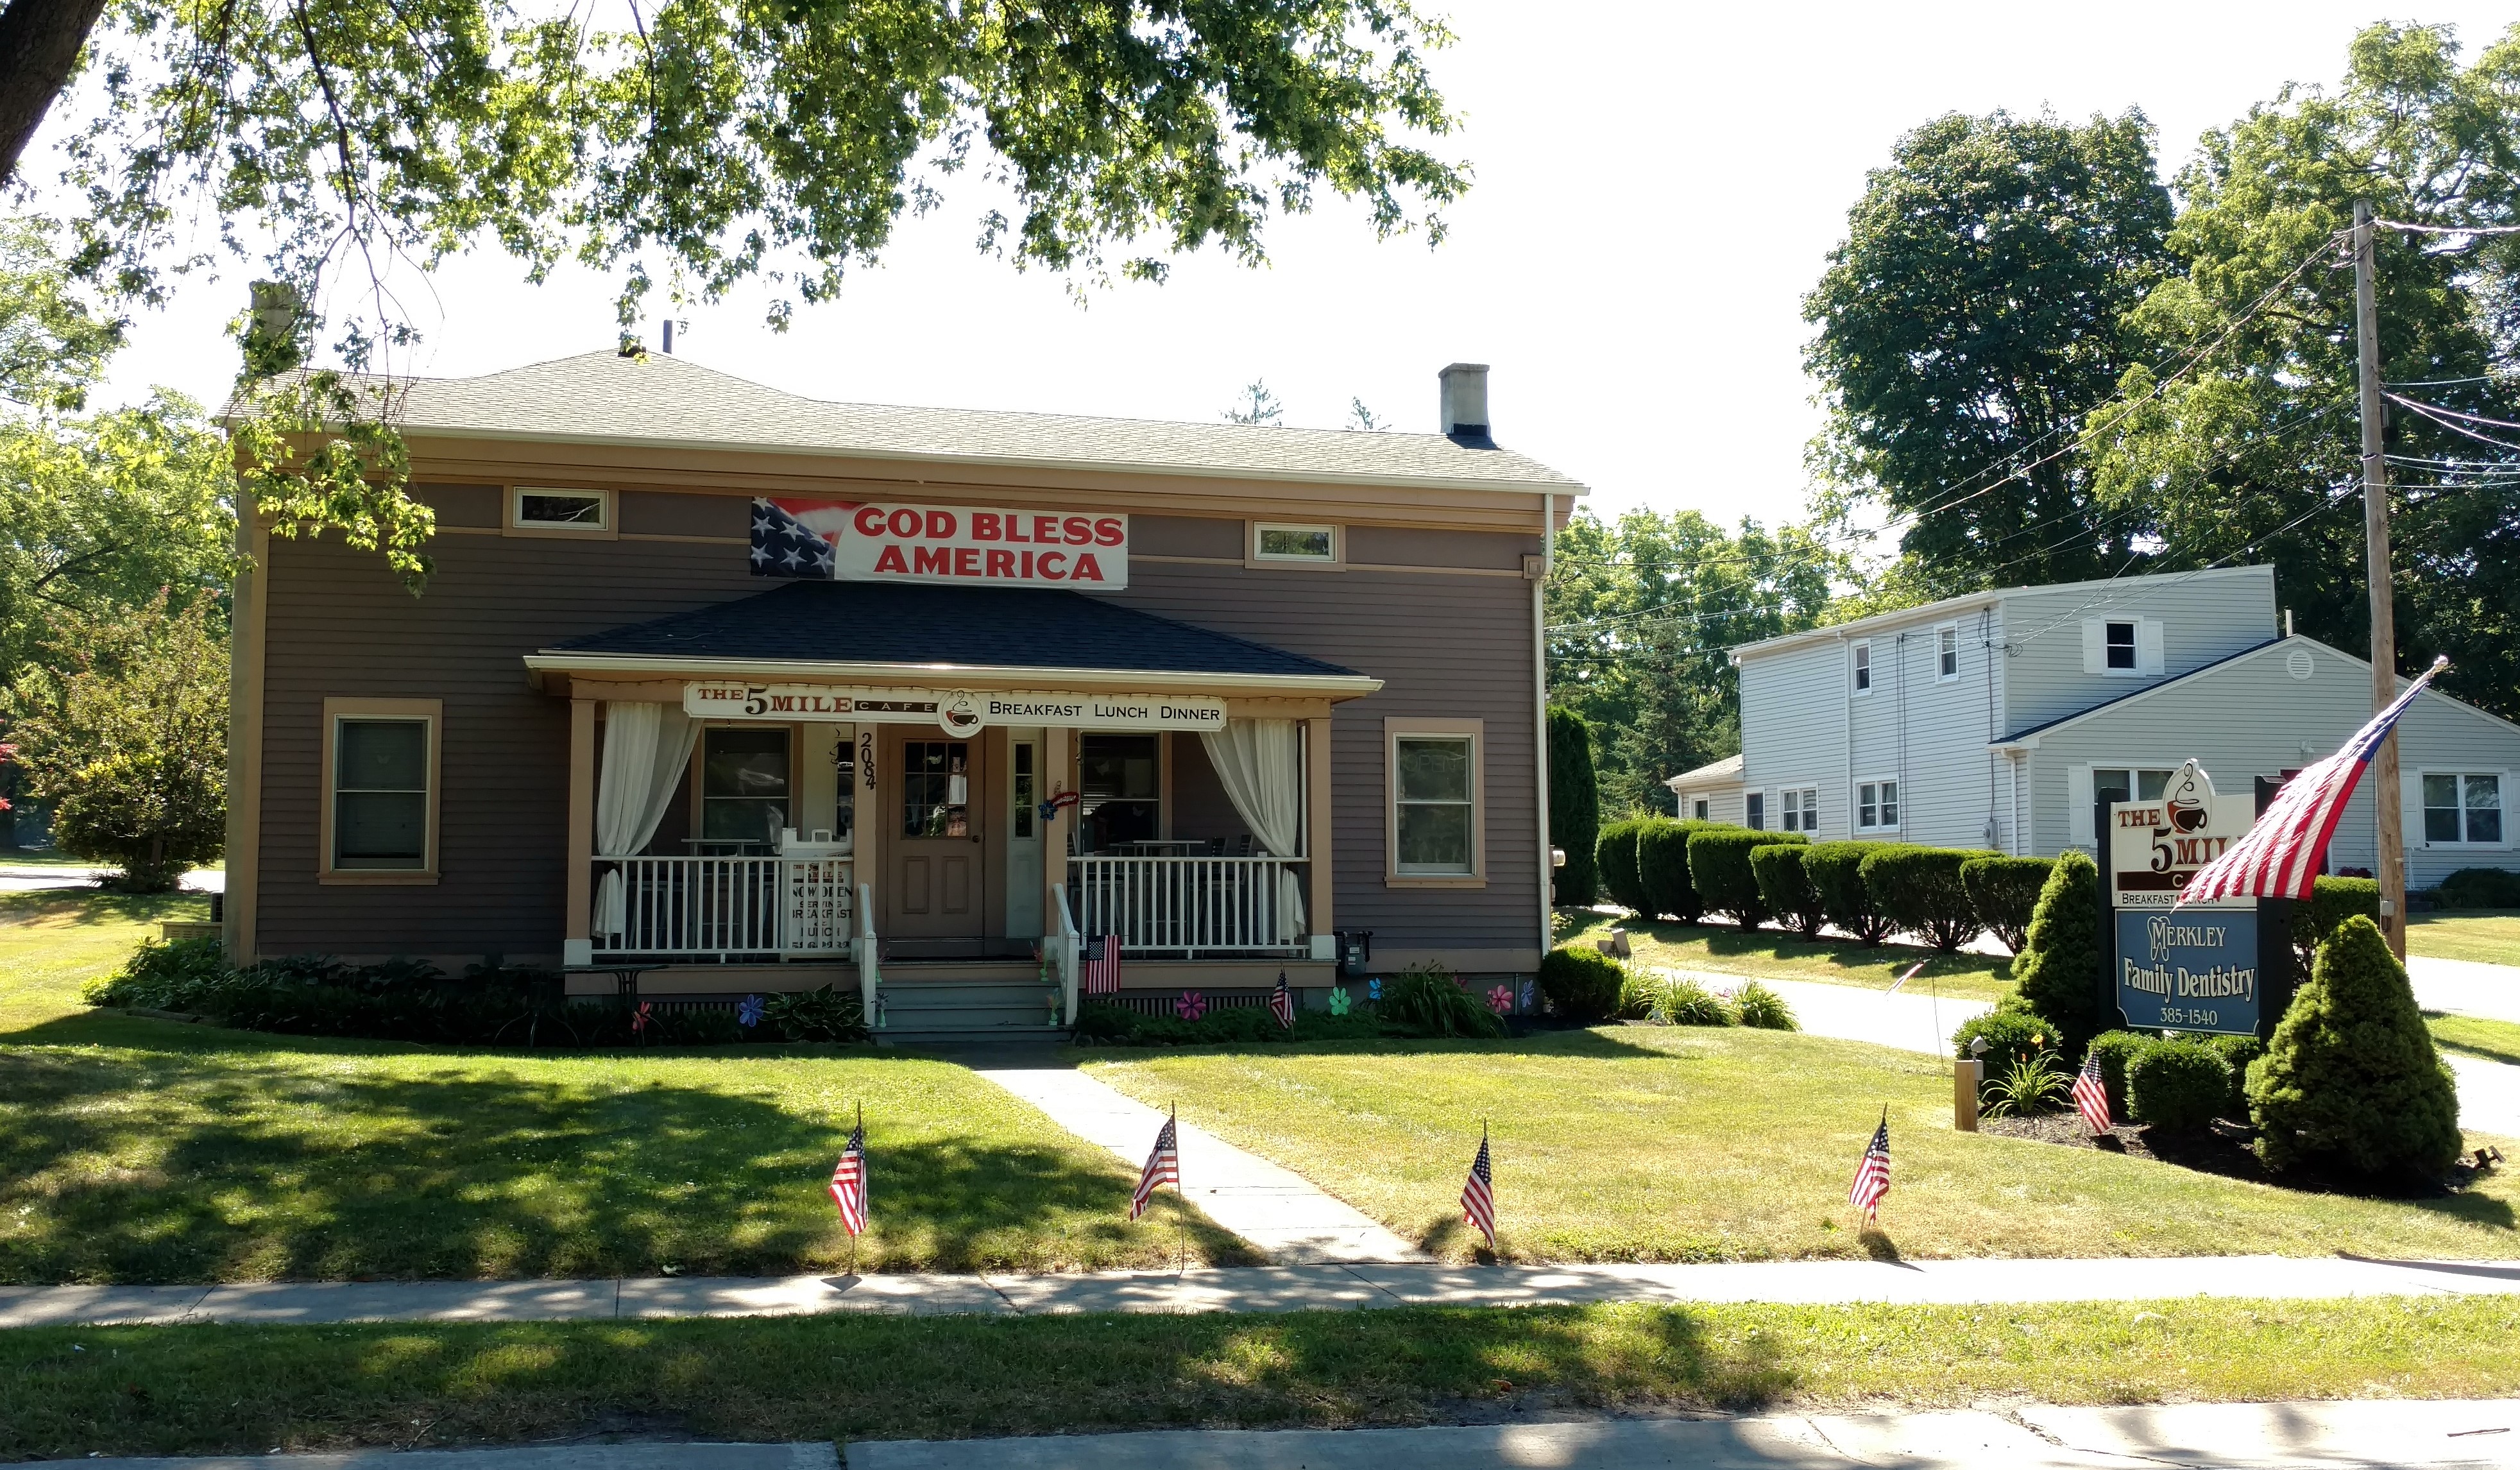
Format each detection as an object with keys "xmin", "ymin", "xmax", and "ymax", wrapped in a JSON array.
[
  {"xmin": 852, "ymin": 1399, "xmax": 2520, "ymax": 1469},
  {"xmin": 64, "ymin": 1446, "xmax": 834, "ymax": 1469},
  {"xmin": 8, "ymin": 1253, "xmax": 2518, "ymax": 1329},
  {"xmin": 973, "ymin": 1063, "xmax": 1426, "ymax": 1263},
  {"xmin": 2415, "ymin": 953, "xmax": 2520, "ymax": 1025}
]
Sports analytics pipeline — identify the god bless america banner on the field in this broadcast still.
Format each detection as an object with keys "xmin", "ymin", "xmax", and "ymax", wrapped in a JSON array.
[{"xmin": 752, "ymin": 499, "xmax": 1128, "ymax": 589}]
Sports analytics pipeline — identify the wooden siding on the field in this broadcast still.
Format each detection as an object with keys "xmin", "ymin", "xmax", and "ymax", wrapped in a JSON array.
[{"xmin": 250, "ymin": 489, "xmax": 1545, "ymax": 968}]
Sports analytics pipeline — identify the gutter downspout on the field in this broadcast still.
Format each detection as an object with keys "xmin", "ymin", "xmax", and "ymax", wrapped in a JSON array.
[
  {"xmin": 1534, "ymin": 491, "xmax": 1554, "ymax": 975},
  {"xmin": 1982, "ymin": 608, "xmax": 1999, "ymax": 850},
  {"xmin": 1839, "ymin": 631, "xmax": 1853, "ymax": 839}
]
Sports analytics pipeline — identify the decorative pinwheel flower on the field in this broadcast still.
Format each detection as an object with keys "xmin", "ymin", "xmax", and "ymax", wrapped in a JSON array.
[
  {"xmin": 1327, "ymin": 986, "xmax": 1352, "ymax": 1016},
  {"xmin": 1366, "ymin": 977, "xmax": 1383, "ymax": 1002},
  {"xmin": 1487, "ymin": 985, "xmax": 1514, "ymax": 1015},
  {"xmin": 737, "ymin": 995, "xmax": 765, "ymax": 1029},
  {"xmin": 1175, "ymin": 990, "xmax": 1207, "ymax": 1021},
  {"xmin": 630, "ymin": 1000, "xmax": 654, "ymax": 1037}
]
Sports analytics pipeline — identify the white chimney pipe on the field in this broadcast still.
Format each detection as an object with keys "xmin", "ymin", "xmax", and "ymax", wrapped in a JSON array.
[{"xmin": 1439, "ymin": 363, "xmax": 1491, "ymax": 442}]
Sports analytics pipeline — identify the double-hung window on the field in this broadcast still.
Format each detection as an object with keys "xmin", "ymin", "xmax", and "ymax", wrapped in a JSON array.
[
  {"xmin": 2422, "ymin": 773, "xmax": 2505, "ymax": 846},
  {"xmin": 1857, "ymin": 779, "xmax": 1900, "ymax": 832},
  {"xmin": 1936, "ymin": 624, "xmax": 1959, "ymax": 681},
  {"xmin": 1388, "ymin": 719, "xmax": 1483, "ymax": 883},
  {"xmin": 321, "ymin": 698, "xmax": 440, "ymax": 880},
  {"xmin": 1852, "ymin": 641, "xmax": 1872, "ymax": 694},
  {"xmin": 1745, "ymin": 791, "xmax": 1766, "ymax": 830},
  {"xmin": 1781, "ymin": 787, "xmax": 1819, "ymax": 833},
  {"xmin": 2094, "ymin": 767, "xmax": 2176, "ymax": 807},
  {"xmin": 2104, "ymin": 620, "xmax": 2138, "ymax": 670}
]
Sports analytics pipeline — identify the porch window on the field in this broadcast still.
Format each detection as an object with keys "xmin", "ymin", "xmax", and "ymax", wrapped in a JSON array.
[
  {"xmin": 1078, "ymin": 734, "xmax": 1159, "ymax": 849},
  {"xmin": 1388, "ymin": 717, "xmax": 1483, "ymax": 882},
  {"xmin": 702, "ymin": 727, "xmax": 789, "ymax": 844},
  {"xmin": 320, "ymin": 697, "xmax": 439, "ymax": 881}
]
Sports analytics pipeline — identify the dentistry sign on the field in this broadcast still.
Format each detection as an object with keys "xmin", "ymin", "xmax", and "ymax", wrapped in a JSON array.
[
  {"xmin": 751, "ymin": 498, "xmax": 1128, "ymax": 588},
  {"xmin": 2101, "ymin": 760, "xmax": 2272, "ymax": 1038}
]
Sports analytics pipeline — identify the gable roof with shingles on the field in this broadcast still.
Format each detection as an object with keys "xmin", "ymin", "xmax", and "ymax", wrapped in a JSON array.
[
  {"xmin": 327, "ymin": 350, "xmax": 1583, "ymax": 495},
  {"xmin": 1664, "ymin": 753, "xmax": 1743, "ymax": 789}
]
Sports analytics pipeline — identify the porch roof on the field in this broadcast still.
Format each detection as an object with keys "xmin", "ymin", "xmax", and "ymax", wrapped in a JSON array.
[{"xmin": 527, "ymin": 580, "xmax": 1381, "ymax": 696}]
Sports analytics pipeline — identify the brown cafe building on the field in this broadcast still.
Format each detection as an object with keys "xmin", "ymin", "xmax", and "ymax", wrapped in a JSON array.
[{"xmin": 221, "ymin": 352, "xmax": 1581, "ymax": 1034}]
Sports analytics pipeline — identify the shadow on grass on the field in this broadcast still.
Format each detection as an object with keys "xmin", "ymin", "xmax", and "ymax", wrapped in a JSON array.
[
  {"xmin": 1565, "ymin": 910, "xmax": 2013, "ymax": 982},
  {"xmin": 0, "ymin": 1041, "xmax": 1252, "ymax": 1283},
  {"xmin": 0, "ymin": 887, "xmax": 209, "ymax": 931},
  {"xmin": 1071, "ymin": 1025, "xmax": 1707, "ymax": 1066}
]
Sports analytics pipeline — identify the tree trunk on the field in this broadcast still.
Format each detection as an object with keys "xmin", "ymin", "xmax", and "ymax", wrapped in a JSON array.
[{"xmin": 0, "ymin": 0, "xmax": 109, "ymax": 186}]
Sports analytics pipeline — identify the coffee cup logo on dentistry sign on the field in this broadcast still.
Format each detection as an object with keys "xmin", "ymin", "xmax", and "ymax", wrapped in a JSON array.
[{"xmin": 2106, "ymin": 759, "xmax": 2261, "ymax": 1036}]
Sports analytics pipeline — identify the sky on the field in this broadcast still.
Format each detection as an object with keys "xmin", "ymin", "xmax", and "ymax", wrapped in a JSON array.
[{"xmin": 62, "ymin": 2, "xmax": 2520, "ymax": 527}]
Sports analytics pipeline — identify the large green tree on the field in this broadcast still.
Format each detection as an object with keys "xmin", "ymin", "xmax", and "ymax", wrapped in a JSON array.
[
  {"xmin": 8, "ymin": 0, "xmax": 1469, "ymax": 582},
  {"xmin": 1805, "ymin": 110, "xmax": 2175, "ymax": 595},
  {"xmin": 2092, "ymin": 21, "xmax": 2520, "ymax": 717},
  {"xmin": 1545, "ymin": 509, "xmax": 1837, "ymax": 817}
]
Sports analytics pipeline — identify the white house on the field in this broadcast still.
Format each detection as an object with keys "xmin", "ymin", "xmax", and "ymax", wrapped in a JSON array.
[{"xmin": 1674, "ymin": 565, "xmax": 2520, "ymax": 887}]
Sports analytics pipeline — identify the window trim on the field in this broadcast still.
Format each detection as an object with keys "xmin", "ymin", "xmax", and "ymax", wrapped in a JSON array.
[
  {"xmin": 1851, "ymin": 639, "xmax": 1873, "ymax": 696},
  {"xmin": 1855, "ymin": 775, "xmax": 1901, "ymax": 833},
  {"xmin": 1934, "ymin": 621, "xmax": 1961, "ymax": 683},
  {"xmin": 506, "ymin": 485, "xmax": 618, "ymax": 539},
  {"xmin": 1384, "ymin": 717, "xmax": 1485, "ymax": 887},
  {"xmin": 1690, "ymin": 796, "xmax": 1710, "ymax": 821},
  {"xmin": 1744, "ymin": 789, "xmax": 1766, "ymax": 831},
  {"xmin": 1247, "ymin": 520, "xmax": 1342, "ymax": 570},
  {"xmin": 2102, "ymin": 618, "xmax": 2140, "ymax": 674},
  {"xmin": 319, "ymin": 697, "xmax": 442, "ymax": 884},
  {"xmin": 2415, "ymin": 768, "xmax": 2509, "ymax": 849}
]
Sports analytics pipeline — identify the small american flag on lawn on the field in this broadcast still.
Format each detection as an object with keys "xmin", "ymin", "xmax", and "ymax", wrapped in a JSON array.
[
  {"xmin": 2072, "ymin": 1053, "xmax": 2113, "ymax": 1136},
  {"xmin": 1268, "ymin": 971, "xmax": 1294, "ymax": 1029},
  {"xmin": 828, "ymin": 1118, "xmax": 868, "ymax": 1236},
  {"xmin": 1848, "ymin": 1111, "xmax": 1890, "ymax": 1220},
  {"xmin": 1082, "ymin": 934, "xmax": 1121, "ymax": 995},
  {"xmin": 1460, "ymin": 1128, "xmax": 1497, "ymax": 1249},
  {"xmin": 1128, "ymin": 1108, "xmax": 1179, "ymax": 1221},
  {"xmin": 2179, "ymin": 655, "xmax": 2447, "ymax": 905}
]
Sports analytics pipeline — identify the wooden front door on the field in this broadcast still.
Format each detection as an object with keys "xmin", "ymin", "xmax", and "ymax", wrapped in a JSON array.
[{"xmin": 886, "ymin": 732, "xmax": 987, "ymax": 941}]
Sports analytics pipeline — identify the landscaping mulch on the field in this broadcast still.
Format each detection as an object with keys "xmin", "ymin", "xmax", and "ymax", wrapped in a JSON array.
[{"xmin": 1982, "ymin": 1111, "xmax": 2499, "ymax": 1200}]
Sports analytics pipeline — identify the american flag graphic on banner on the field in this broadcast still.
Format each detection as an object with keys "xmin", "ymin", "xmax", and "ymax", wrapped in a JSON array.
[
  {"xmin": 2072, "ymin": 1053, "xmax": 2113, "ymax": 1136},
  {"xmin": 2179, "ymin": 656, "xmax": 2448, "ymax": 905},
  {"xmin": 828, "ymin": 1120, "xmax": 868, "ymax": 1236},
  {"xmin": 1082, "ymin": 934, "xmax": 1121, "ymax": 995},
  {"xmin": 1848, "ymin": 1113, "xmax": 1890, "ymax": 1220},
  {"xmin": 1460, "ymin": 1130, "xmax": 1497, "ymax": 1249},
  {"xmin": 1128, "ymin": 1110, "xmax": 1179, "ymax": 1222},
  {"xmin": 750, "ymin": 497, "xmax": 853, "ymax": 578},
  {"xmin": 1268, "ymin": 971, "xmax": 1295, "ymax": 1029}
]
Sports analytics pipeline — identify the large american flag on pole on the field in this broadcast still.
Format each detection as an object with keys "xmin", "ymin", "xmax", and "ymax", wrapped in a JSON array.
[
  {"xmin": 1128, "ymin": 1109, "xmax": 1179, "ymax": 1221},
  {"xmin": 1848, "ymin": 1112, "xmax": 1890, "ymax": 1219},
  {"xmin": 2179, "ymin": 655, "xmax": 2449, "ymax": 905},
  {"xmin": 751, "ymin": 497, "xmax": 850, "ymax": 578},
  {"xmin": 2071, "ymin": 1053, "xmax": 2113, "ymax": 1136},
  {"xmin": 828, "ymin": 1119, "xmax": 868, "ymax": 1236},
  {"xmin": 1460, "ymin": 1129, "xmax": 1497, "ymax": 1249}
]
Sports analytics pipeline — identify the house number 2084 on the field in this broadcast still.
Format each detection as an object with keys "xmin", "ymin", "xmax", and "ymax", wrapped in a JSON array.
[{"xmin": 860, "ymin": 731, "xmax": 876, "ymax": 791}]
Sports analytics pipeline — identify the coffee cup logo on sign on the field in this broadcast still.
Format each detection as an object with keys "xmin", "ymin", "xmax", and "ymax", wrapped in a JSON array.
[
  {"xmin": 2163, "ymin": 761, "xmax": 2211, "ymax": 835},
  {"xmin": 939, "ymin": 690, "xmax": 984, "ymax": 737}
]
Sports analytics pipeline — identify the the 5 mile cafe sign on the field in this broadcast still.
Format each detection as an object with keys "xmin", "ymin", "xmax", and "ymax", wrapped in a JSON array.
[{"xmin": 2101, "ymin": 760, "xmax": 2286, "ymax": 1038}]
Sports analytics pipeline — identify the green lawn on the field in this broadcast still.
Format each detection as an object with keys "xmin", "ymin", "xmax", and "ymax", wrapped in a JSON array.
[
  {"xmin": 10, "ymin": 1297, "xmax": 2520, "ymax": 1460},
  {"xmin": 1556, "ymin": 909, "xmax": 2016, "ymax": 1002},
  {"xmin": 2430, "ymin": 1012, "xmax": 2520, "ymax": 1068},
  {"xmin": 0, "ymin": 891, "xmax": 1248, "ymax": 1281},
  {"xmin": 1087, "ymin": 1028, "xmax": 2519, "ymax": 1266},
  {"xmin": 2411, "ymin": 909, "xmax": 2520, "ymax": 968}
]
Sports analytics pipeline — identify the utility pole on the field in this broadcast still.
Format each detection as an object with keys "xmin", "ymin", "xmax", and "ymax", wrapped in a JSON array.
[{"xmin": 2353, "ymin": 200, "xmax": 2406, "ymax": 960}]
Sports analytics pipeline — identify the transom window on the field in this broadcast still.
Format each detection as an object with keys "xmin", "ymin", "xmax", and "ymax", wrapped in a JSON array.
[
  {"xmin": 2422, "ymin": 773, "xmax": 2504, "ymax": 846},
  {"xmin": 1254, "ymin": 523, "xmax": 1336, "ymax": 561},
  {"xmin": 702, "ymin": 727, "xmax": 790, "ymax": 844},
  {"xmin": 333, "ymin": 719, "xmax": 429, "ymax": 869},
  {"xmin": 1857, "ymin": 779, "xmax": 1900, "ymax": 831},
  {"xmin": 1852, "ymin": 641, "xmax": 1872, "ymax": 693},
  {"xmin": 1395, "ymin": 735, "xmax": 1474, "ymax": 875},
  {"xmin": 511, "ymin": 486, "xmax": 611, "ymax": 531},
  {"xmin": 1781, "ymin": 787, "xmax": 1819, "ymax": 833},
  {"xmin": 2095, "ymin": 767, "xmax": 2177, "ymax": 807},
  {"xmin": 2105, "ymin": 620, "xmax": 2138, "ymax": 671}
]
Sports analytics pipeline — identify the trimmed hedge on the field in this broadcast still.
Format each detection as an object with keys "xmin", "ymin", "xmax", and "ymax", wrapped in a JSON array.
[
  {"xmin": 2287, "ymin": 876, "xmax": 2380, "ymax": 966},
  {"xmin": 1689, "ymin": 828, "xmax": 1807, "ymax": 928},
  {"xmin": 2083, "ymin": 1030, "xmax": 2156, "ymax": 1119},
  {"xmin": 2011, "ymin": 851, "xmax": 2108, "ymax": 1059},
  {"xmin": 1806, "ymin": 841, "xmax": 1897, "ymax": 944},
  {"xmin": 2249, "ymin": 916, "xmax": 2462, "ymax": 1178},
  {"xmin": 1596, "ymin": 818, "xmax": 1651, "ymax": 916},
  {"xmin": 2206, "ymin": 1034, "xmax": 2265, "ymax": 1119},
  {"xmin": 1538, "ymin": 946, "xmax": 1626, "ymax": 1023},
  {"xmin": 2437, "ymin": 866, "xmax": 2520, "ymax": 909},
  {"xmin": 1860, "ymin": 844, "xmax": 1996, "ymax": 951},
  {"xmin": 1751, "ymin": 844, "xmax": 1828, "ymax": 939},
  {"xmin": 2126, "ymin": 1043, "xmax": 2231, "ymax": 1131},
  {"xmin": 1961, "ymin": 855, "xmax": 2054, "ymax": 954},
  {"xmin": 1640, "ymin": 818, "xmax": 1728, "ymax": 923}
]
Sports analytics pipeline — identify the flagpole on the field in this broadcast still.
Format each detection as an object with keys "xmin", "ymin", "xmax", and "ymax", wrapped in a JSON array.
[
  {"xmin": 851, "ymin": 1099, "xmax": 863, "ymax": 1278},
  {"xmin": 1172, "ymin": 1102, "xmax": 1185, "ymax": 1277}
]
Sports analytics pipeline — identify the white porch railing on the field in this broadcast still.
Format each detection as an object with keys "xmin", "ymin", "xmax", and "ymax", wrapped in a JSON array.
[
  {"xmin": 594, "ymin": 856, "xmax": 854, "ymax": 961},
  {"xmin": 1066, "ymin": 855, "xmax": 1304, "ymax": 957}
]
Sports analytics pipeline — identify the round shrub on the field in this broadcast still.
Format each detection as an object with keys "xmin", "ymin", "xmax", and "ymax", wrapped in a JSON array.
[
  {"xmin": 1805, "ymin": 841, "xmax": 1896, "ymax": 944},
  {"xmin": 1655, "ymin": 975, "xmax": 1737, "ymax": 1026},
  {"xmin": 2009, "ymin": 851, "xmax": 2108, "ymax": 1058},
  {"xmin": 1595, "ymin": 819, "xmax": 1649, "ymax": 916},
  {"xmin": 1859, "ymin": 844, "xmax": 1993, "ymax": 950},
  {"xmin": 2206, "ymin": 1033, "xmax": 2265, "ymax": 1119},
  {"xmin": 1731, "ymin": 979, "xmax": 1798, "ymax": 1030},
  {"xmin": 1539, "ymin": 946, "xmax": 1627, "ymax": 1023},
  {"xmin": 1952, "ymin": 1008, "xmax": 2057, "ymax": 1096},
  {"xmin": 2082, "ymin": 1029, "xmax": 2161, "ymax": 1118},
  {"xmin": 1689, "ymin": 828, "xmax": 1806, "ymax": 929},
  {"xmin": 2125, "ymin": 1042, "xmax": 2232, "ymax": 1131},
  {"xmin": 2248, "ymin": 916, "xmax": 2462, "ymax": 1179},
  {"xmin": 1639, "ymin": 817, "xmax": 1723, "ymax": 922},
  {"xmin": 2436, "ymin": 866, "xmax": 2520, "ymax": 910},
  {"xmin": 1961, "ymin": 855, "xmax": 2054, "ymax": 954},
  {"xmin": 1751, "ymin": 845, "xmax": 1826, "ymax": 938}
]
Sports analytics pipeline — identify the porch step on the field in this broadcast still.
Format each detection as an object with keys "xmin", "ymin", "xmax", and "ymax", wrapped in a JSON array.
[
  {"xmin": 880, "ymin": 959, "xmax": 1046, "ymax": 984},
  {"xmin": 877, "ymin": 978, "xmax": 1066, "ymax": 1041}
]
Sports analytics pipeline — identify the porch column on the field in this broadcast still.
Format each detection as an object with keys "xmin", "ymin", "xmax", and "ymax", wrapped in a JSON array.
[
  {"xmin": 564, "ymin": 697, "xmax": 595, "ymax": 966},
  {"xmin": 1306, "ymin": 715, "xmax": 1334, "ymax": 948},
  {"xmin": 1042, "ymin": 724, "xmax": 1071, "ymax": 916}
]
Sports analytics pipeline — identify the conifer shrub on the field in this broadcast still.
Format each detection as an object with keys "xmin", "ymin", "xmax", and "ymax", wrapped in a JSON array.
[
  {"xmin": 1595, "ymin": 818, "xmax": 1649, "ymax": 916},
  {"xmin": 1805, "ymin": 841, "xmax": 1897, "ymax": 944},
  {"xmin": 2247, "ymin": 916, "xmax": 2463, "ymax": 1179},
  {"xmin": 1547, "ymin": 706, "xmax": 1601, "ymax": 907},
  {"xmin": 1961, "ymin": 855, "xmax": 2054, "ymax": 953},
  {"xmin": 1751, "ymin": 844, "xmax": 1828, "ymax": 939},
  {"xmin": 2009, "ymin": 850, "xmax": 2108, "ymax": 1057},
  {"xmin": 2126, "ymin": 1042, "xmax": 2232, "ymax": 1131},
  {"xmin": 1859, "ymin": 845, "xmax": 1995, "ymax": 950},
  {"xmin": 1538, "ymin": 946, "xmax": 1627, "ymax": 1023},
  {"xmin": 1689, "ymin": 828, "xmax": 1807, "ymax": 928},
  {"xmin": 2082, "ymin": 1030, "xmax": 2159, "ymax": 1118},
  {"xmin": 2437, "ymin": 867, "xmax": 2520, "ymax": 909},
  {"xmin": 1731, "ymin": 979, "xmax": 1798, "ymax": 1030},
  {"xmin": 1640, "ymin": 817, "xmax": 1721, "ymax": 922}
]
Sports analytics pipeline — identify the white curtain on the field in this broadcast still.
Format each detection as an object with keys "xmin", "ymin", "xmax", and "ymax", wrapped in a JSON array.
[
  {"xmin": 595, "ymin": 701, "xmax": 699, "ymax": 939},
  {"xmin": 1198, "ymin": 718, "xmax": 1307, "ymax": 942}
]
